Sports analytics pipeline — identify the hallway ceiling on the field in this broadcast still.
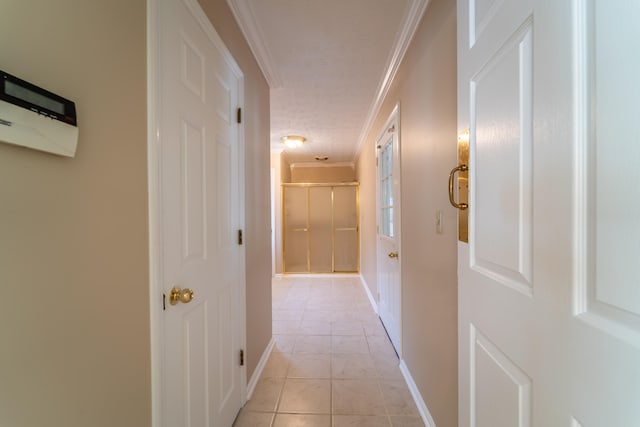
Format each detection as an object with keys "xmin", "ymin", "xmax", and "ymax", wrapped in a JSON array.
[{"xmin": 227, "ymin": 0, "xmax": 430, "ymax": 164}]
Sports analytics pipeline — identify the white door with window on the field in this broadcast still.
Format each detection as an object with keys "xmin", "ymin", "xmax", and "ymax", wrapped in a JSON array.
[
  {"xmin": 152, "ymin": 0, "xmax": 246, "ymax": 425},
  {"xmin": 376, "ymin": 106, "xmax": 402, "ymax": 355},
  {"xmin": 457, "ymin": 0, "xmax": 640, "ymax": 425}
]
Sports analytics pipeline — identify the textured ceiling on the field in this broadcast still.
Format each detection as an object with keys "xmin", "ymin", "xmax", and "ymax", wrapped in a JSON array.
[{"xmin": 228, "ymin": 0, "xmax": 426, "ymax": 164}]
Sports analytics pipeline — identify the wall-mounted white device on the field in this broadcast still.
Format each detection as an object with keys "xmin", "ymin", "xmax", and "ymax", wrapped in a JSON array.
[{"xmin": 0, "ymin": 69, "xmax": 78, "ymax": 157}]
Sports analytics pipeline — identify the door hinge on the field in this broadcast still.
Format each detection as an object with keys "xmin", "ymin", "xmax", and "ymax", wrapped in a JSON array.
[
  {"xmin": 237, "ymin": 107, "xmax": 242, "ymax": 124},
  {"xmin": 238, "ymin": 229, "xmax": 243, "ymax": 245},
  {"xmin": 162, "ymin": 293, "xmax": 166, "ymax": 311},
  {"xmin": 240, "ymin": 349, "xmax": 245, "ymax": 366}
]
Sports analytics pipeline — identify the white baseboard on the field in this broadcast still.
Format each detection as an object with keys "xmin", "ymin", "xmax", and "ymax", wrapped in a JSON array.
[
  {"xmin": 278, "ymin": 273, "xmax": 360, "ymax": 278},
  {"xmin": 359, "ymin": 274, "xmax": 378, "ymax": 314},
  {"xmin": 399, "ymin": 360, "xmax": 437, "ymax": 427},
  {"xmin": 246, "ymin": 337, "xmax": 275, "ymax": 400}
]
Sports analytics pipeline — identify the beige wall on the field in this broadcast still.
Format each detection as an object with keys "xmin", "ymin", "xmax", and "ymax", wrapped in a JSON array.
[
  {"xmin": 0, "ymin": 1, "xmax": 271, "ymax": 425},
  {"xmin": 358, "ymin": 159, "xmax": 378, "ymax": 294},
  {"xmin": 0, "ymin": 1, "xmax": 150, "ymax": 427},
  {"xmin": 281, "ymin": 151, "xmax": 292, "ymax": 183},
  {"xmin": 198, "ymin": 0, "xmax": 272, "ymax": 380},
  {"xmin": 356, "ymin": 0, "xmax": 458, "ymax": 425},
  {"xmin": 290, "ymin": 164, "xmax": 356, "ymax": 183}
]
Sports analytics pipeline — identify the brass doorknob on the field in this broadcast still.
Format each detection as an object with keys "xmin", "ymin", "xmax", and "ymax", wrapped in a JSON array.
[
  {"xmin": 169, "ymin": 286, "xmax": 194, "ymax": 305},
  {"xmin": 388, "ymin": 252, "xmax": 399, "ymax": 259}
]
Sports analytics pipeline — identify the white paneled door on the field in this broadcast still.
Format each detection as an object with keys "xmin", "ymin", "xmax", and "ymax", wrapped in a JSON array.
[
  {"xmin": 154, "ymin": 0, "xmax": 245, "ymax": 426},
  {"xmin": 376, "ymin": 106, "xmax": 401, "ymax": 355},
  {"xmin": 457, "ymin": 0, "xmax": 640, "ymax": 426}
]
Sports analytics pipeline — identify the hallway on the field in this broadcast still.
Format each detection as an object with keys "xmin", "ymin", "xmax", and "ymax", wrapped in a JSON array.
[{"xmin": 233, "ymin": 276, "xmax": 424, "ymax": 427}]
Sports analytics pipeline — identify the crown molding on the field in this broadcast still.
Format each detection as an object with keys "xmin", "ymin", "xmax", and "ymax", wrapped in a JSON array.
[
  {"xmin": 226, "ymin": 0, "xmax": 283, "ymax": 88},
  {"xmin": 352, "ymin": 0, "xmax": 431, "ymax": 160},
  {"xmin": 290, "ymin": 162, "xmax": 355, "ymax": 169}
]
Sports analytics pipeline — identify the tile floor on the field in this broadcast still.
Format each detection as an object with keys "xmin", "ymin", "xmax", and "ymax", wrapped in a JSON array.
[{"xmin": 233, "ymin": 275, "xmax": 424, "ymax": 427}]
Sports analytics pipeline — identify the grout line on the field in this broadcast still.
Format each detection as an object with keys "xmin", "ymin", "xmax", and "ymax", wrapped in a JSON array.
[
  {"xmin": 271, "ymin": 336, "xmax": 294, "ymax": 424},
  {"xmin": 377, "ymin": 378, "xmax": 393, "ymax": 427},
  {"xmin": 329, "ymin": 337, "xmax": 334, "ymax": 427}
]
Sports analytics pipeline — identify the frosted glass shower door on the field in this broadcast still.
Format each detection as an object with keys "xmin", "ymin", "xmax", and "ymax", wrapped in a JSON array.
[
  {"xmin": 333, "ymin": 185, "xmax": 358, "ymax": 272},
  {"xmin": 282, "ymin": 183, "xmax": 359, "ymax": 273},
  {"xmin": 283, "ymin": 186, "xmax": 308, "ymax": 272},
  {"xmin": 309, "ymin": 186, "xmax": 333, "ymax": 272}
]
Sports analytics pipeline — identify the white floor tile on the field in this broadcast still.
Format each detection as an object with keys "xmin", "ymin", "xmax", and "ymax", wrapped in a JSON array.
[{"xmin": 244, "ymin": 276, "xmax": 423, "ymax": 427}]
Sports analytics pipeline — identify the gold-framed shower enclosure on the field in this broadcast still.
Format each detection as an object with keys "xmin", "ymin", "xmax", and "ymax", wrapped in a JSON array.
[{"xmin": 281, "ymin": 182, "xmax": 360, "ymax": 274}]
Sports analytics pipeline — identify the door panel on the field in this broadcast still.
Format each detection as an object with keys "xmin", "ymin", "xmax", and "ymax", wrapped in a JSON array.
[
  {"xmin": 458, "ymin": 0, "xmax": 640, "ymax": 425},
  {"xmin": 182, "ymin": 121, "xmax": 207, "ymax": 260},
  {"xmin": 217, "ymin": 137, "xmax": 233, "ymax": 249},
  {"xmin": 471, "ymin": 325, "xmax": 531, "ymax": 427},
  {"xmin": 583, "ymin": 0, "xmax": 640, "ymax": 333},
  {"xmin": 217, "ymin": 288, "xmax": 234, "ymax": 406},
  {"xmin": 571, "ymin": 3, "xmax": 640, "ymax": 424},
  {"xmin": 470, "ymin": 20, "xmax": 533, "ymax": 296},
  {"xmin": 185, "ymin": 304, "xmax": 208, "ymax": 426}
]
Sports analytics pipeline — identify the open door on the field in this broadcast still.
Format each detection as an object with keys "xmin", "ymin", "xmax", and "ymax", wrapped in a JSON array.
[
  {"xmin": 376, "ymin": 105, "xmax": 402, "ymax": 355},
  {"xmin": 456, "ymin": 0, "xmax": 640, "ymax": 425}
]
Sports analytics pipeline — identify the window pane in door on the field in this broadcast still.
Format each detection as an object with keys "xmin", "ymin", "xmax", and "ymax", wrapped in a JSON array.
[{"xmin": 380, "ymin": 140, "xmax": 394, "ymax": 238}]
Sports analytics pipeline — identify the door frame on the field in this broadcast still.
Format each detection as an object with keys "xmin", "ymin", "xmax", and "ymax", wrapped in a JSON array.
[
  {"xmin": 375, "ymin": 103, "xmax": 402, "ymax": 356},
  {"xmin": 147, "ymin": 0, "xmax": 247, "ymax": 425},
  {"xmin": 271, "ymin": 167, "xmax": 276, "ymax": 277}
]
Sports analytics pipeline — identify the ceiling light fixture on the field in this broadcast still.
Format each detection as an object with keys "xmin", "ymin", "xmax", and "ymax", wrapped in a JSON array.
[
  {"xmin": 315, "ymin": 156, "xmax": 329, "ymax": 161},
  {"xmin": 282, "ymin": 135, "xmax": 306, "ymax": 149}
]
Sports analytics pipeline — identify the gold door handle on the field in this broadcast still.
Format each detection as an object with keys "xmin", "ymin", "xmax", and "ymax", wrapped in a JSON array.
[
  {"xmin": 388, "ymin": 252, "xmax": 398, "ymax": 259},
  {"xmin": 169, "ymin": 286, "xmax": 194, "ymax": 305},
  {"xmin": 448, "ymin": 164, "xmax": 468, "ymax": 210}
]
